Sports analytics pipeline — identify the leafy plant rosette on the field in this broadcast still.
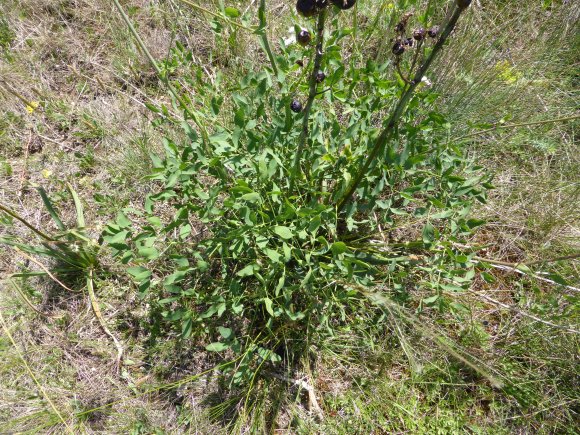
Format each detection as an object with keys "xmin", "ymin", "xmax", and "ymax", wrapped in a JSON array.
[{"xmin": 103, "ymin": 0, "xmax": 490, "ymax": 385}]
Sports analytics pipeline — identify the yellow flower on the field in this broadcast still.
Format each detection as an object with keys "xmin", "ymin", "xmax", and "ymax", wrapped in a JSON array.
[{"xmin": 26, "ymin": 101, "xmax": 39, "ymax": 114}]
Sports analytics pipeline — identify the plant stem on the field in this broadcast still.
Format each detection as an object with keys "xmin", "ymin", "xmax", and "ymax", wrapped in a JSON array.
[
  {"xmin": 0, "ymin": 201, "xmax": 55, "ymax": 241},
  {"xmin": 177, "ymin": 0, "xmax": 256, "ymax": 32},
  {"xmin": 335, "ymin": 5, "xmax": 466, "ymax": 213},
  {"xmin": 110, "ymin": 0, "xmax": 210, "ymax": 148},
  {"xmin": 289, "ymin": 9, "xmax": 327, "ymax": 193},
  {"xmin": 0, "ymin": 79, "xmax": 38, "ymax": 110},
  {"xmin": 258, "ymin": 0, "xmax": 279, "ymax": 77},
  {"xmin": 453, "ymin": 114, "xmax": 580, "ymax": 142}
]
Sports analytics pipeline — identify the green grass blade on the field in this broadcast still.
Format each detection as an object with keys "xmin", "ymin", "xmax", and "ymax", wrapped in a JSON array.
[
  {"xmin": 37, "ymin": 188, "xmax": 65, "ymax": 231},
  {"xmin": 66, "ymin": 183, "xmax": 85, "ymax": 229}
]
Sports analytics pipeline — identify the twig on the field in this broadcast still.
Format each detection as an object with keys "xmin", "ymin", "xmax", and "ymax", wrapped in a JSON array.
[{"xmin": 8, "ymin": 279, "xmax": 55, "ymax": 318}]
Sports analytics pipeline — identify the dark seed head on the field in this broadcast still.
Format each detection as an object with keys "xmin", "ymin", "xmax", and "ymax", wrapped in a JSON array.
[
  {"xmin": 427, "ymin": 26, "xmax": 440, "ymax": 38},
  {"xmin": 315, "ymin": 71, "xmax": 326, "ymax": 83},
  {"xmin": 290, "ymin": 100, "xmax": 303, "ymax": 113},
  {"xmin": 331, "ymin": 0, "xmax": 357, "ymax": 10},
  {"xmin": 457, "ymin": 0, "xmax": 472, "ymax": 8},
  {"xmin": 315, "ymin": 0, "xmax": 329, "ymax": 8},
  {"xmin": 295, "ymin": 59, "xmax": 304, "ymax": 67},
  {"xmin": 296, "ymin": 0, "xmax": 317, "ymax": 17},
  {"xmin": 404, "ymin": 37, "xmax": 414, "ymax": 47},
  {"xmin": 482, "ymin": 320, "xmax": 489, "ymax": 326},
  {"xmin": 413, "ymin": 28, "xmax": 426, "ymax": 41},
  {"xmin": 392, "ymin": 41, "xmax": 405, "ymax": 56},
  {"xmin": 297, "ymin": 29, "xmax": 312, "ymax": 46},
  {"xmin": 394, "ymin": 22, "xmax": 405, "ymax": 33}
]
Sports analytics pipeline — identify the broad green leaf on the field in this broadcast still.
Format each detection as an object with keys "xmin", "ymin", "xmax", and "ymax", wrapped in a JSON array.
[
  {"xmin": 422, "ymin": 222, "xmax": 435, "ymax": 243},
  {"xmin": 264, "ymin": 297, "xmax": 274, "ymax": 317},
  {"xmin": 331, "ymin": 242, "xmax": 348, "ymax": 255},
  {"xmin": 237, "ymin": 263, "xmax": 259, "ymax": 277},
  {"xmin": 138, "ymin": 247, "xmax": 159, "ymax": 260},
  {"xmin": 224, "ymin": 7, "xmax": 240, "ymax": 18},
  {"xmin": 241, "ymin": 192, "xmax": 262, "ymax": 203},
  {"xmin": 273, "ymin": 226, "xmax": 293, "ymax": 240},
  {"xmin": 265, "ymin": 249, "xmax": 282, "ymax": 263},
  {"xmin": 218, "ymin": 327, "xmax": 233, "ymax": 339},
  {"xmin": 206, "ymin": 342, "xmax": 229, "ymax": 352}
]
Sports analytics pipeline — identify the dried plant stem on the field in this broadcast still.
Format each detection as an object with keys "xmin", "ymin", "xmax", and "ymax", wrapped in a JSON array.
[
  {"xmin": 336, "ymin": 5, "xmax": 466, "ymax": 213},
  {"xmin": 87, "ymin": 269, "xmax": 124, "ymax": 372},
  {"xmin": 289, "ymin": 9, "xmax": 327, "ymax": 193},
  {"xmin": 453, "ymin": 114, "xmax": 580, "ymax": 141}
]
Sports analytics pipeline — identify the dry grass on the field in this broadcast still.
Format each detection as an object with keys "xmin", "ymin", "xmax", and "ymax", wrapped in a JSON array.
[{"xmin": 0, "ymin": 0, "xmax": 578, "ymax": 432}]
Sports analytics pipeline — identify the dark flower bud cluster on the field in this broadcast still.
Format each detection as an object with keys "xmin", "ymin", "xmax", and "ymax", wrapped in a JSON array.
[
  {"xmin": 392, "ymin": 11, "xmax": 441, "ymax": 57},
  {"xmin": 296, "ymin": 0, "xmax": 356, "ymax": 17}
]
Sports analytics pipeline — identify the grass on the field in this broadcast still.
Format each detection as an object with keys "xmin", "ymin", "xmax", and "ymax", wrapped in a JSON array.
[{"xmin": 0, "ymin": 0, "xmax": 578, "ymax": 432}]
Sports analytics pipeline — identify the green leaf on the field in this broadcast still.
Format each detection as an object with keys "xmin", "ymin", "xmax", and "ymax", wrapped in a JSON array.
[
  {"xmin": 67, "ymin": 183, "xmax": 85, "ymax": 228},
  {"xmin": 264, "ymin": 297, "xmax": 274, "ymax": 317},
  {"xmin": 37, "ymin": 188, "xmax": 65, "ymax": 230},
  {"xmin": 127, "ymin": 266, "xmax": 151, "ymax": 281},
  {"xmin": 105, "ymin": 230, "xmax": 129, "ymax": 245},
  {"xmin": 224, "ymin": 6, "xmax": 240, "ymax": 18},
  {"xmin": 138, "ymin": 247, "xmax": 159, "ymax": 260},
  {"xmin": 241, "ymin": 192, "xmax": 262, "ymax": 203},
  {"xmin": 423, "ymin": 295, "xmax": 439, "ymax": 305},
  {"xmin": 181, "ymin": 318, "xmax": 193, "ymax": 338},
  {"xmin": 422, "ymin": 222, "xmax": 435, "ymax": 244},
  {"xmin": 206, "ymin": 342, "xmax": 229, "ymax": 352},
  {"xmin": 331, "ymin": 242, "xmax": 348, "ymax": 255},
  {"xmin": 467, "ymin": 218, "xmax": 486, "ymax": 229},
  {"xmin": 265, "ymin": 249, "xmax": 282, "ymax": 263},
  {"xmin": 237, "ymin": 263, "xmax": 259, "ymax": 277},
  {"xmin": 273, "ymin": 226, "xmax": 293, "ymax": 240},
  {"xmin": 116, "ymin": 212, "xmax": 132, "ymax": 228},
  {"xmin": 218, "ymin": 327, "xmax": 233, "ymax": 339}
]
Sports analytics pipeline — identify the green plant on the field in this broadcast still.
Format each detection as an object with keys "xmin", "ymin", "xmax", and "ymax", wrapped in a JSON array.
[
  {"xmin": 0, "ymin": 184, "xmax": 124, "ymax": 368},
  {"xmin": 103, "ymin": 0, "xmax": 498, "ymax": 393}
]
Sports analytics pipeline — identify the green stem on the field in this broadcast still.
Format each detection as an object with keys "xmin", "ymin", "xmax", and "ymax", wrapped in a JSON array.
[
  {"xmin": 289, "ymin": 9, "xmax": 327, "ymax": 193},
  {"xmin": 335, "ymin": 5, "xmax": 466, "ymax": 214},
  {"xmin": 258, "ymin": 0, "xmax": 279, "ymax": 77},
  {"xmin": 110, "ymin": 0, "xmax": 210, "ymax": 149},
  {"xmin": 0, "ymin": 202, "xmax": 55, "ymax": 241}
]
